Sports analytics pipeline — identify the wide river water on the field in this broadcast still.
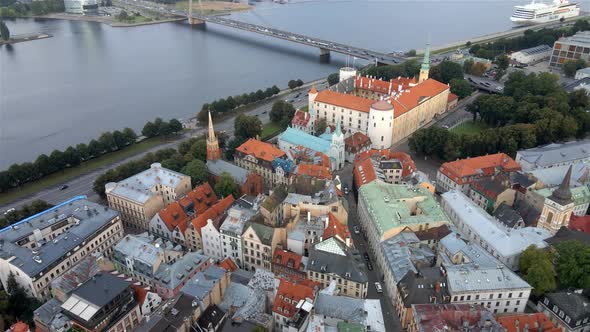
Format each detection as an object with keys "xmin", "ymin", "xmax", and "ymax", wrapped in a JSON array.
[{"xmin": 1, "ymin": 0, "xmax": 583, "ymax": 168}]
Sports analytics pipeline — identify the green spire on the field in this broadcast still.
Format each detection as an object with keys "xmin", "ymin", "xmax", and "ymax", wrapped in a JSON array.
[
  {"xmin": 335, "ymin": 120, "xmax": 342, "ymax": 136},
  {"xmin": 421, "ymin": 41, "xmax": 430, "ymax": 71}
]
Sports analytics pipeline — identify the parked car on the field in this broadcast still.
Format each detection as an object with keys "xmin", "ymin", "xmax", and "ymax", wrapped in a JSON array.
[
  {"xmin": 366, "ymin": 261, "xmax": 373, "ymax": 271},
  {"xmin": 363, "ymin": 252, "xmax": 370, "ymax": 261},
  {"xmin": 3, "ymin": 208, "xmax": 15, "ymax": 216},
  {"xmin": 353, "ymin": 225, "xmax": 360, "ymax": 234},
  {"xmin": 60, "ymin": 185, "xmax": 69, "ymax": 190},
  {"xmin": 344, "ymin": 187, "xmax": 349, "ymax": 195},
  {"xmin": 375, "ymin": 282, "xmax": 383, "ymax": 293}
]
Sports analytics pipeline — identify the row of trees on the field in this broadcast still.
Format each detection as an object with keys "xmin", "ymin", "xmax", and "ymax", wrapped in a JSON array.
[
  {"xmin": 0, "ymin": 118, "xmax": 182, "ymax": 193},
  {"xmin": 362, "ymin": 59, "xmax": 421, "ymax": 81},
  {"xmin": 287, "ymin": 79, "xmax": 304, "ymax": 89},
  {"xmin": 520, "ymin": 241, "xmax": 590, "ymax": 297},
  {"xmin": 197, "ymin": 85, "xmax": 281, "ymax": 123},
  {"xmin": 29, "ymin": 0, "xmax": 64, "ymax": 15},
  {"xmin": 469, "ymin": 19, "xmax": 590, "ymax": 60},
  {"xmin": 0, "ymin": 2, "xmax": 27, "ymax": 17},
  {"xmin": 0, "ymin": 20, "xmax": 9, "ymax": 41},
  {"xmin": 0, "ymin": 200, "xmax": 53, "ymax": 229},
  {"xmin": 409, "ymin": 71, "xmax": 590, "ymax": 160},
  {"xmin": 142, "ymin": 117, "xmax": 183, "ymax": 138}
]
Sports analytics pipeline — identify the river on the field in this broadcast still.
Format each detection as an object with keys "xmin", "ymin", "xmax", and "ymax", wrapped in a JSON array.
[{"xmin": 0, "ymin": 0, "xmax": 578, "ymax": 168}]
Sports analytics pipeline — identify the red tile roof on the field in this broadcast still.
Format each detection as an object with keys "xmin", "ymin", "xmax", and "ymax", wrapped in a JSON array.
[
  {"xmin": 309, "ymin": 86, "xmax": 317, "ymax": 94},
  {"xmin": 292, "ymin": 109, "xmax": 311, "ymax": 127},
  {"xmin": 323, "ymin": 213, "xmax": 352, "ymax": 245},
  {"xmin": 353, "ymin": 149, "xmax": 417, "ymax": 189},
  {"xmin": 497, "ymin": 313, "xmax": 561, "ymax": 332},
  {"xmin": 10, "ymin": 322, "xmax": 29, "ymax": 332},
  {"xmin": 355, "ymin": 76, "xmax": 416, "ymax": 94},
  {"xmin": 569, "ymin": 215, "xmax": 590, "ymax": 235},
  {"xmin": 190, "ymin": 196, "xmax": 235, "ymax": 236},
  {"xmin": 296, "ymin": 164, "xmax": 332, "ymax": 180},
  {"xmin": 345, "ymin": 132, "xmax": 372, "ymax": 154},
  {"xmin": 273, "ymin": 249, "xmax": 305, "ymax": 271},
  {"xmin": 218, "ymin": 257, "xmax": 238, "ymax": 272},
  {"xmin": 354, "ymin": 155, "xmax": 378, "ymax": 188},
  {"xmin": 390, "ymin": 79, "xmax": 449, "ymax": 117},
  {"xmin": 314, "ymin": 89, "xmax": 374, "ymax": 113},
  {"xmin": 131, "ymin": 284, "xmax": 148, "ymax": 305},
  {"xmin": 235, "ymin": 138, "xmax": 286, "ymax": 163},
  {"xmin": 178, "ymin": 183, "xmax": 217, "ymax": 215},
  {"xmin": 159, "ymin": 183, "xmax": 217, "ymax": 234},
  {"xmin": 439, "ymin": 153, "xmax": 521, "ymax": 185},
  {"xmin": 272, "ymin": 278, "xmax": 316, "ymax": 319},
  {"xmin": 413, "ymin": 304, "xmax": 501, "ymax": 332},
  {"xmin": 448, "ymin": 93, "xmax": 459, "ymax": 102}
]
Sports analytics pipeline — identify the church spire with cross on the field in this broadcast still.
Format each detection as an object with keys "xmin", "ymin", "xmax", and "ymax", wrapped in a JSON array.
[{"xmin": 206, "ymin": 111, "xmax": 221, "ymax": 161}]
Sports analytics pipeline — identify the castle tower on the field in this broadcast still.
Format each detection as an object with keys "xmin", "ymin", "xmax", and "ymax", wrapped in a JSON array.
[
  {"xmin": 418, "ymin": 41, "xmax": 431, "ymax": 83},
  {"xmin": 206, "ymin": 111, "xmax": 221, "ymax": 161},
  {"xmin": 367, "ymin": 100, "xmax": 394, "ymax": 150},
  {"xmin": 330, "ymin": 120, "xmax": 345, "ymax": 170},
  {"xmin": 538, "ymin": 165, "xmax": 575, "ymax": 234}
]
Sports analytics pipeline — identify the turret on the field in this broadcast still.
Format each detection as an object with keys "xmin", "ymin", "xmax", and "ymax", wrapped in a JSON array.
[
  {"xmin": 367, "ymin": 100, "xmax": 394, "ymax": 150},
  {"xmin": 418, "ymin": 40, "xmax": 431, "ymax": 83}
]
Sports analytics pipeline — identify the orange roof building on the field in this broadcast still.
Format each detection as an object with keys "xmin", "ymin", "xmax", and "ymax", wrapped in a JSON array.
[
  {"xmin": 310, "ymin": 73, "xmax": 451, "ymax": 150},
  {"xmin": 344, "ymin": 132, "xmax": 372, "ymax": 163},
  {"xmin": 496, "ymin": 313, "xmax": 561, "ymax": 332},
  {"xmin": 296, "ymin": 164, "xmax": 332, "ymax": 181},
  {"xmin": 272, "ymin": 278, "xmax": 316, "ymax": 329},
  {"xmin": 234, "ymin": 138, "xmax": 287, "ymax": 190},
  {"xmin": 9, "ymin": 321, "xmax": 30, "ymax": 332},
  {"xmin": 150, "ymin": 183, "xmax": 217, "ymax": 246},
  {"xmin": 272, "ymin": 249, "xmax": 307, "ymax": 281},
  {"xmin": 321, "ymin": 213, "xmax": 352, "ymax": 247},
  {"xmin": 353, "ymin": 149, "xmax": 417, "ymax": 190},
  {"xmin": 186, "ymin": 196, "xmax": 235, "ymax": 251},
  {"xmin": 436, "ymin": 153, "xmax": 521, "ymax": 193},
  {"xmin": 217, "ymin": 257, "xmax": 239, "ymax": 272}
]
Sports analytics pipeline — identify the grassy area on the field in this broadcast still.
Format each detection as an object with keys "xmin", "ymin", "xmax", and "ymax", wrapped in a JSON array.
[
  {"xmin": 450, "ymin": 120, "xmax": 489, "ymax": 135},
  {"xmin": 0, "ymin": 136, "xmax": 171, "ymax": 206},
  {"xmin": 261, "ymin": 122, "xmax": 284, "ymax": 141},
  {"xmin": 174, "ymin": 0, "xmax": 251, "ymax": 14},
  {"xmin": 116, "ymin": 14, "xmax": 152, "ymax": 24}
]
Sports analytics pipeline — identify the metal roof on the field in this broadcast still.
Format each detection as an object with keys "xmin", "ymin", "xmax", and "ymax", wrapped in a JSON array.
[{"xmin": 445, "ymin": 265, "xmax": 530, "ymax": 293}]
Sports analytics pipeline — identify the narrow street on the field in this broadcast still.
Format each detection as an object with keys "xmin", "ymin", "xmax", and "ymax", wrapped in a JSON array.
[{"xmin": 335, "ymin": 163, "xmax": 402, "ymax": 332}]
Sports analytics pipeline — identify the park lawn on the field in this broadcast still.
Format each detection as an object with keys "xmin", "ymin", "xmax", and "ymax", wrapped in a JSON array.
[
  {"xmin": 261, "ymin": 122, "xmax": 283, "ymax": 140},
  {"xmin": 116, "ymin": 15, "xmax": 152, "ymax": 24},
  {"xmin": 0, "ymin": 136, "xmax": 170, "ymax": 206},
  {"xmin": 174, "ymin": 0, "xmax": 251, "ymax": 14},
  {"xmin": 450, "ymin": 120, "xmax": 489, "ymax": 135}
]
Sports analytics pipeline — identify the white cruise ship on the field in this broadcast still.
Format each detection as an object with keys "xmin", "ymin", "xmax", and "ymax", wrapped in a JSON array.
[{"xmin": 510, "ymin": 0, "xmax": 580, "ymax": 25}]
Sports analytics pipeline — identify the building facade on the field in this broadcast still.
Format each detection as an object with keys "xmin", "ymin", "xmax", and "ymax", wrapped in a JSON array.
[
  {"xmin": 105, "ymin": 163, "xmax": 191, "ymax": 231},
  {"xmin": 0, "ymin": 197, "xmax": 124, "ymax": 300},
  {"xmin": 549, "ymin": 31, "xmax": 590, "ymax": 68},
  {"xmin": 234, "ymin": 138, "xmax": 287, "ymax": 190},
  {"xmin": 538, "ymin": 291, "xmax": 590, "ymax": 332},
  {"xmin": 538, "ymin": 166, "xmax": 575, "ymax": 234}
]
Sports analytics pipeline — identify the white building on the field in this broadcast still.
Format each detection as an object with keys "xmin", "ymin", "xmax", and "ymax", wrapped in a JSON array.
[
  {"xmin": 441, "ymin": 191, "xmax": 551, "ymax": 271},
  {"xmin": 0, "ymin": 197, "xmax": 124, "ymax": 300},
  {"xmin": 515, "ymin": 140, "xmax": 590, "ymax": 171},
  {"xmin": 510, "ymin": 45, "xmax": 552, "ymax": 65},
  {"xmin": 202, "ymin": 219, "xmax": 223, "ymax": 260},
  {"xmin": 575, "ymin": 67, "xmax": 590, "ymax": 80},
  {"xmin": 308, "ymin": 291, "xmax": 385, "ymax": 332},
  {"xmin": 220, "ymin": 204, "xmax": 255, "ymax": 268},
  {"xmin": 64, "ymin": 0, "xmax": 98, "ymax": 14}
]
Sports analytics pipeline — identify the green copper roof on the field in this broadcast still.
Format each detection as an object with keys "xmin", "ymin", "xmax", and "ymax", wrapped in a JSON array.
[
  {"xmin": 421, "ymin": 42, "xmax": 430, "ymax": 71},
  {"xmin": 338, "ymin": 322, "xmax": 366, "ymax": 332},
  {"xmin": 536, "ymin": 186, "xmax": 590, "ymax": 206},
  {"xmin": 358, "ymin": 181, "xmax": 449, "ymax": 238}
]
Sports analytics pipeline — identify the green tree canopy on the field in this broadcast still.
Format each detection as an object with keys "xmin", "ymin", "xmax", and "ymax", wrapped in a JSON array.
[
  {"xmin": 225, "ymin": 136, "xmax": 246, "ymax": 160},
  {"xmin": 214, "ymin": 172, "xmax": 239, "ymax": 198},
  {"xmin": 554, "ymin": 240, "xmax": 590, "ymax": 289},
  {"xmin": 519, "ymin": 245, "xmax": 556, "ymax": 296},
  {"xmin": 234, "ymin": 114, "xmax": 262, "ymax": 139},
  {"xmin": 430, "ymin": 61, "xmax": 464, "ymax": 83},
  {"xmin": 181, "ymin": 159, "xmax": 209, "ymax": 185},
  {"xmin": 563, "ymin": 59, "xmax": 587, "ymax": 78},
  {"xmin": 327, "ymin": 73, "xmax": 339, "ymax": 86},
  {"xmin": 188, "ymin": 139, "xmax": 207, "ymax": 161},
  {"xmin": 449, "ymin": 79, "xmax": 473, "ymax": 99},
  {"xmin": 0, "ymin": 20, "xmax": 9, "ymax": 41},
  {"xmin": 269, "ymin": 100, "xmax": 296, "ymax": 126},
  {"xmin": 314, "ymin": 117, "xmax": 327, "ymax": 136}
]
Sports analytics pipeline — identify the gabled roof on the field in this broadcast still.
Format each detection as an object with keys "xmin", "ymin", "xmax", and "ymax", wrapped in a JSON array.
[
  {"xmin": 314, "ymin": 89, "xmax": 374, "ymax": 113},
  {"xmin": 191, "ymin": 196, "xmax": 235, "ymax": 236},
  {"xmin": 322, "ymin": 213, "xmax": 351, "ymax": 245},
  {"xmin": 245, "ymin": 222, "xmax": 275, "ymax": 246},
  {"xmin": 273, "ymin": 249, "xmax": 305, "ymax": 271},
  {"xmin": 390, "ymin": 79, "xmax": 449, "ymax": 117},
  {"xmin": 569, "ymin": 215, "xmax": 590, "ymax": 235},
  {"xmin": 345, "ymin": 132, "xmax": 372, "ymax": 154},
  {"xmin": 439, "ymin": 153, "xmax": 521, "ymax": 185},
  {"xmin": 235, "ymin": 139, "xmax": 286, "ymax": 163},
  {"xmin": 158, "ymin": 202, "xmax": 189, "ymax": 234},
  {"xmin": 470, "ymin": 175, "xmax": 510, "ymax": 200},
  {"xmin": 545, "ymin": 291, "xmax": 590, "ymax": 322},
  {"xmin": 412, "ymin": 304, "xmax": 503, "ymax": 332},
  {"xmin": 217, "ymin": 257, "xmax": 238, "ymax": 272},
  {"xmin": 496, "ymin": 313, "xmax": 561, "ymax": 332},
  {"xmin": 292, "ymin": 109, "xmax": 311, "ymax": 127},
  {"xmin": 413, "ymin": 224, "xmax": 452, "ymax": 243},
  {"xmin": 178, "ymin": 182, "xmax": 217, "ymax": 215},
  {"xmin": 272, "ymin": 278, "xmax": 315, "ymax": 318},
  {"xmin": 296, "ymin": 164, "xmax": 332, "ymax": 180}
]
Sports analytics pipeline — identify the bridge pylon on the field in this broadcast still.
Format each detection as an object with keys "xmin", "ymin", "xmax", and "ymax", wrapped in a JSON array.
[
  {"xmin": 187, "ymin": 0, "xmax": 204, "ymax": 25},
  {"xmin": 319, "ymin": 48, "xmax": 330, "ymax": 58}
]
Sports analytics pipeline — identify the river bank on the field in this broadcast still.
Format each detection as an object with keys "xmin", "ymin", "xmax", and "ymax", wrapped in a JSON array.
[{"xmin": 39, "ymin": 12, "xmax": 185, "ymax": 27}]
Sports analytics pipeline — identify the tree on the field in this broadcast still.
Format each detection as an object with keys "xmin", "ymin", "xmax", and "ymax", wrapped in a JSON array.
[
  {"xmin": 327, "ymin": 73, "xmax": 339, "ymax": 86},
  {"xmin": 495, "ymin": 54, "xmax": 509, "ymax": 70},
  {"xmin": 471, "ymin": 62, "xmax": 488, "ymax": 77},
  {"xmin": 554, "ymin": 240, "xmax": 590, "ymax": 289},
  {"xmin": 288, "ymin": 80, "xmax": 298, "ymax": 89},
  {"xmin": 158, "ymin": 121, "xmax": 172, "ymax": 137},
  {"xmin": 49, "ymin": 150, "xmax": 66, "ymax": 170},
  {"xmin": 431, "ymin": 61, "xmax": 463, "ymax": 83},
  {"xmin": 296, "ymin": 79, "xmax": 304, "ymax": 87},
  {"xmin": 463, "ymin": 58, "xmax": 475, "ymax": 75},
  {"xmin": 449, "ymin": 79, "xmax": 473, "ymax": 99},
  {"xmin": 34, "ymin": 154, "xmax": 53, "ymax": 176},
  {"xmin": 99, "ymin": 132, "xmax": 116, "ymax": 152},
  {"xmin": 142, "ymin": 121, "xmax": 158, "ymax": 138},
  {"xmin": 225, "ymin": 136, "xmax": 246, "ymax": 160},
  {"xmin": 117, "ymin": 10, "xmax": 129, "ymax": 21},
  {"xmin": 88, "ymin": 139, "xmax": 104, "ymax": 158},
  {"xmin": 271, "ymin": 85, "xmax": 280, "ymax": 95},
  {"xmin": 214, "ymin": 172, "xmax": 239, "ymax": 198},
  {"xmin": 179, "ymin": 138, "xmax": 200, "ymax": 155},
  {"xmin": 122, "ymin": 127, "xmax": 137, "ymax": 145},
  {"xmin": 519, "ymin": 245, "xmax": 556, "ymax": 296},
  {"xmin": 0, "ymin": 20, "xmax": 9, "ymax": 41},
  {"xmin": 234, "ymin": 114, "xmax": 262, "ymax": 139},
  {"xmin": 4, "ymin": 272, "xmax": 41, "ymax": 325},
  {"xmin": 563, "ymin": 59, "xmax": 587, "ymax": 77},
  {"xmin": 405, "ymin": 49, "xmax": 417, "ymax": 56},
  {"xmin": 75, "ymin": 143, "xmax": 90, "ymax": 161},
  {"xmin": 112, "ymin": 130, "xmax": 126, "ymax": 150},
  {"xmin": 161, "ymin": 153, "xmax": 186, "ymax": 172},
  {"xmin": 314, "ymin": 117, "xmax": 327, "ymax": 136},
  {"xmin": 63, "ymin": 146, "xmax": 81, "ymax": 167},
  {"xmin": 169, "ymin": 118, "xmax": 183, "ymax": 134},
  {"xmin": 270, "ymin": 100, "xmax": 295, "ymax": 124},
  {"xmin": 181, "ymin": 159, "xmax": 209, "ymax": 185},
  {"xmin": 188, "ymin": 139, "xmax": 207, "ymax": 161}
]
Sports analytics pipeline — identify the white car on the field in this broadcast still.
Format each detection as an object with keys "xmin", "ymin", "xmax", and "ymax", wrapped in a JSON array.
[
  {"xmin": 3, "ymin": 208, "xmax": 15, "ymax": 215},
  {"xmin": 375, "ymin": 282, "xmax": 383, "ymax": 293}
]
